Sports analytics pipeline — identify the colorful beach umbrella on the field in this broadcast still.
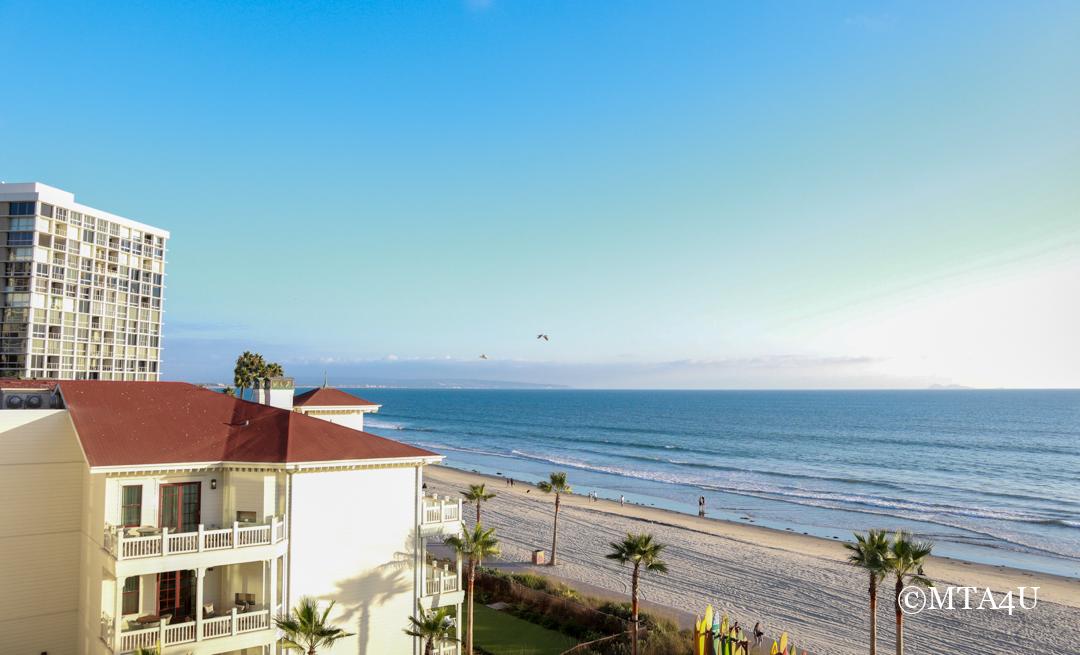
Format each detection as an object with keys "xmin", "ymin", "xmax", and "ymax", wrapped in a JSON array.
[{"xmin": 770, "ymin": 640, "xmax": 779, "ymax": 655}]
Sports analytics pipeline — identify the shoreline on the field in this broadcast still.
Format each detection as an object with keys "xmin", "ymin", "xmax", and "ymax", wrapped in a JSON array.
[
  {"xmin": 430, "ymin": 465, "xmax": 1079, "ymax": 605},
  {"xmin": 426, "ymin": 464, "xmax": 1080, "ymax": 655}
]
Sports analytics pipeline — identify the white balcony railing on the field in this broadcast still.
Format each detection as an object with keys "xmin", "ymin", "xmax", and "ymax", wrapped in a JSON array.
[
  {"xmin": 103, "ymin": 515, "xmax": 287, "ymax": 561},
  {"xmin": 103, "ymin": 607, "xmax": 277, "ymax": 653},
  {"xmin": 421, "ymin": 495, "xmax": 461, "ymax": 525},
  {"xmin": 423, "ymin": 563, "xmax": 461, "ymax": 597},
  {"xmin": 433, "ymin": 641, "xmax": 460, "ymax": 655}
]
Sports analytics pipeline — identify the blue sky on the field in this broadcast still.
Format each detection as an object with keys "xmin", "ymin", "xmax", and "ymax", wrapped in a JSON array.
[{"xmin": 3, "ymin": 1, "xmax": 1078, "ymax": 388}]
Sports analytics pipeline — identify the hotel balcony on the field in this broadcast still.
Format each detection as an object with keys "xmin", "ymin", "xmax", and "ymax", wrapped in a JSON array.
[
  {"xmin": 420, "ymin": 494, "xmax": 463, "ymax": 537},
  {"xmin": 103, "ymin": 515, "xmax": 288, "ymax": 575},
  {"xmin": 420, "ymin": 559, "xmax": 464, "ymax": 610},
  {"xmin": 101, "ymin": 559, "xmax": 283, "ymax": 654},
  {"xmin": 101, "ymin": 605, "xmax": 279, "ymax": 654}
]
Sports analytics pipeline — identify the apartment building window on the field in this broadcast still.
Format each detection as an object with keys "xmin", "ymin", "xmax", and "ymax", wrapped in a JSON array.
[
  {"xmin": 121, "ymin": 485, "xmax": 143, "ymax": 527},
  {"xmin": 122, "ymin": 577, "xmax": 140, "ymax": 615},
  {"xmin": 8, "ymin": 201, "xmax": 35, "ymax": 216}
]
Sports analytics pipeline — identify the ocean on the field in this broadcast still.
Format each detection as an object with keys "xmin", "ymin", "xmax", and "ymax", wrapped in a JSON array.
[{"xmin": 343, "ymin": 388, "xmax": 1080, "ymax": 578}]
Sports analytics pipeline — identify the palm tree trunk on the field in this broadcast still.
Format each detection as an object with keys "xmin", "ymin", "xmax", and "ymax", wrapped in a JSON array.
[
  {"xmin": 894, "ymin": 577, "xmax": 904, "ymax": 655},
  {"xmin": 869, "ymin": 574, "xmax": 877, "ymax": 655},
  {"xmin": 550, "ymin": 494, "xmax": 560, "ymax": 565},
  {"xmin": 467, "ymin": 561, "xmax": 476, "ymax": 655},
  {"xmin": 426, "ymin": 637, "xmax": 434, "ymax": 655},
  {"xmin": 631, "ymin": 564, "xmax": 641, "ymax": 655},
  {"xmin": 476, "ymin": 500, "xmax": 481, "ymax": 525}
]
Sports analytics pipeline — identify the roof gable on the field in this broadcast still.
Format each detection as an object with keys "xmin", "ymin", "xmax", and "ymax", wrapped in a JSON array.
[{"xmin": 293, "ymin": 387, "xmax": 379, "ymax": 408}]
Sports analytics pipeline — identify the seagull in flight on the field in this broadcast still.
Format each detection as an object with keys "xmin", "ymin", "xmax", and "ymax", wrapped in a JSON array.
[
  {"xmin": 479, "ymin": 354, "xmax": 489, "ymax": 359},
  {"xmin": 536, "ymin": 334, "xmax": 549, "ymax": 341}
]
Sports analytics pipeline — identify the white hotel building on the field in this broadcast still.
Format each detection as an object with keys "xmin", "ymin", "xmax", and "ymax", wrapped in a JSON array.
[
  {"xmin": 1, "ymin": 379, "xmax": 464, "ymax": 655},
  {"xmin": 0, "ymin": 182, "xmax": 168, "ymax": 381}
]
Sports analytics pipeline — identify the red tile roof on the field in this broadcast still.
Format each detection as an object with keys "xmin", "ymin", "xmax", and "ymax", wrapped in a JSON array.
[
  {"xmin": 293, "ymin": 386, "xmax": 380, "ymax": 408},
  {"xmin": 1, "ymin": 381, "xmax": 434, "ymax": 468}
]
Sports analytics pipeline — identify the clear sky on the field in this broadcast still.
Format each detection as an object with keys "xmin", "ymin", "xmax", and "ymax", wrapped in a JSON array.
[{"xmin": 3, "ymin": 1, "xmax": 1078, "ymax": 388}]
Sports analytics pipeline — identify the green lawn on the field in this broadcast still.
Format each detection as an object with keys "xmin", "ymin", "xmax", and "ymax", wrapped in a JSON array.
[{"xmin": 472, "ymin": 603, "xmax": 579, "ymax": 655}]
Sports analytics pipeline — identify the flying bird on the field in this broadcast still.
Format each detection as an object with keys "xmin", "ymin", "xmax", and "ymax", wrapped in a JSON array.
[
  {"xmin": 536, "ymin": 334, "xmax": 549, "ymax": 341},
  {"xmin": 479, "ymin": 354, "xmax": 489, "ymax": 359}
]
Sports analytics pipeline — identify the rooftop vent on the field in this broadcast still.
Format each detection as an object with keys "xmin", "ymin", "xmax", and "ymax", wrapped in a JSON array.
[{"xmin": 1, "ymin": 388, "xmax": 61, "ymax": 410}]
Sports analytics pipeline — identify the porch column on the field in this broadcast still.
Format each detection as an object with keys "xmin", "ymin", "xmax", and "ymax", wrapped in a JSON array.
[
  {"xmin": 268, "ymin": 556, "xmax": 278, "ymax": 614},
  {"xmin": 195, "ymin": 567, "xmax": 206, "ymax": 641},
  {"xmin": 281, "ymin": 550, "xmax": 289, "ymax": 614},
  {"xmin": 113, "ymin": 575, "xmax": 125, "ymax": 649}
]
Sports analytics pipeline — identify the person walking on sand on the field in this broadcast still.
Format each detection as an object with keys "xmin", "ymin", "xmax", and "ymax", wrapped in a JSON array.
[
  {"xmin": 753, "ymin": 622, "xmax": 764, "ymax": 647},
  {"xmin": 698, "ymin": 495, "xmax": 706, "ymax": 517},
  {"xmin": 619, "ymin": 494, "xmax": 625, "ymax": 506}
]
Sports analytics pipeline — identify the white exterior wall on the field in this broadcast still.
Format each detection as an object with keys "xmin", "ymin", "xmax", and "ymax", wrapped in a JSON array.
[
  {"xmin": 288, "ymin": 465, "xmax": 420, "ymax": 655},
  {"xmin": 297, "ymin": 408, "xmax": 367, "ymax": 432},
  {"xmin": 0, "ymin": 410, "xmax": 85, "ymax": 655}
]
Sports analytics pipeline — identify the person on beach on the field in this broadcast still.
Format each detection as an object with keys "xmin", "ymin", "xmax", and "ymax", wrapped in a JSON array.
[
  {"xmin": 753, "ymin": 622, "xmax": 764, "ymax": 647},
  {"xmin": 619, "ymin": 494, "xmax": 625, "ymax": 506},
  {"xmin": 698, "ymin": 495, "xmax": 706, "ymax": 516}
]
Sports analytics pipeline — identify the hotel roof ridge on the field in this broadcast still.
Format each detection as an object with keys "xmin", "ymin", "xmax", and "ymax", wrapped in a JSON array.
[{"xmin": 0, "ymin": 379, "xmax": 437, "ymax": 469}]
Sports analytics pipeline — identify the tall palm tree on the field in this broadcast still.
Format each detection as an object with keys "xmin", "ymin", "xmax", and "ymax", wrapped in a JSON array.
[
  {"xmin": 844, "ymin": 530, "xmax": 891, "ymax": 655},
  {"xmin": 445, "ymin": 523, "xmax": 500, "ymax": 655},
  {"xmin": 461, "ymin": 483, "xmax": 496, "ymax": 525},
  {"xmin": 887, "ymin": 531, "xmax": 934, "ymax": 655},
  {"xmin": 537, "ymin": 472, "xmax": 571, "ymax": 565},
  {"xmin": 405, "ymin": 605, "xmax": 458, "ymax": 655},
  {"xmin": 275, "ymin": 596, "xmax": 354, "ymax": 655},
  {"xmin": 605, "ymin": 532, "xmax": 669, "ymax": 655}
]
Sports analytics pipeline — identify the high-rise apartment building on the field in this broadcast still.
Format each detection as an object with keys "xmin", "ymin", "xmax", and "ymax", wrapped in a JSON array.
[{"xmin": 0, "ymin": 183, "xmax": 168, "ymax": 380}]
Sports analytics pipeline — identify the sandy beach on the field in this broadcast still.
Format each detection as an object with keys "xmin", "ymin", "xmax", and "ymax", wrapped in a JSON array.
[{"xmin": 426, "ymin": 465, "xmax": 1080, "ymax": 655}]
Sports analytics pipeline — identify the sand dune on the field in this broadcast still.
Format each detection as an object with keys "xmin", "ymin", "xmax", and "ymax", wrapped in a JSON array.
[{"xmin": 426, "ymin": 466, "xmax": 1080, "ymax": 655}]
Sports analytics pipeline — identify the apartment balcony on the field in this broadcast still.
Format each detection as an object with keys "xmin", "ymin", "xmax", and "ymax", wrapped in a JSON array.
[
  {"xmin": 432, "ymin": 642, "xmax": 460, "ymax": 655},
  {"xmin": 420, "ymin": 494, "xmax": 463, "ymax": 537},
  {"xmin": 101, "ymin": 605, "xmax": 280, "ymax": 654},
  {"xmin": 420, "ymin": 560, "xmax": 464, "ymax": 610},
  {"xmin": 103, "ymin": 516, "xmax": 287, "ymax": 575}
]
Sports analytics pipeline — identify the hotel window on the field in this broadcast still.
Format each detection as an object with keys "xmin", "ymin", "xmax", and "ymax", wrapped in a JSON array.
[
  {"xmin": 122, "ymin": 577, "xmax": 139, "ymax": 615},
  {"xmin": 121, "ymin": 485, "xmax": 143, "ymax": 527}
]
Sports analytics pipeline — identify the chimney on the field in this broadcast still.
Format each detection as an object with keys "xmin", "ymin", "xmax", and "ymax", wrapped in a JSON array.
[{"xmin": 252, "ymin": 376, "xmax": 294, "ymax": 411}]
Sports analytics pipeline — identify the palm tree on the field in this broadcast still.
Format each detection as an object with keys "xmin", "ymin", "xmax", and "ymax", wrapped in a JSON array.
[
  {"xmin": 132, "ymin": 646, "xmax": 160, "ymax": 655},
  {"xmin": 275, "ymin": 596, "xmax": 354, "ymax": 655},
  {"xmin": 233, "ymin": 351, "xmax": 265, "ymax": 398},
  {"xmin": 537, "ymin": 472, "xmax": 571, "ymax": 565},
  {"xmin": 405, "ymin": 605, "xmax": 458, "ymax": 655},
  {"xmin": 445, "ymin": 523, "xmax": 500, "ymax": 655},
  {"xmin": 605, "ymin": 532, "xmax": 669, "ymax": 655},
  {"xmin": 264, "ymin": 361, "xmax": 285, "ymax": 378},
  {"xmin": 461, "ymin": 483, "xmax": 496, "ymax": 525},
  {"xmin": 844, "ymin": 530, "xmax": 891, "ymax": 655},
  {"xmin": 887, "ymin": 531, "xmax": 934, "ymax": 655}
]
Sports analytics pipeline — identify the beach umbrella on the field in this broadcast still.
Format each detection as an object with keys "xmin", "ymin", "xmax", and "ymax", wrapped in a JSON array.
[
  {"xmin": 770, "ymin": 640, "xmax": 779, "ymax": 655},
  {"xmin": 778, "ymin": 632, "xmax": 788, "ymax": 653},
  {"xmin": 695, "ymin": 613, "xmax": 704, "ymax": 655},
  {"xmin": 700, "ymin": 606, "xmax": 713, "ymax": 655},
  {"xmin": 711, "ymin": 611, "xmax": 721, "ymax": 655}
]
